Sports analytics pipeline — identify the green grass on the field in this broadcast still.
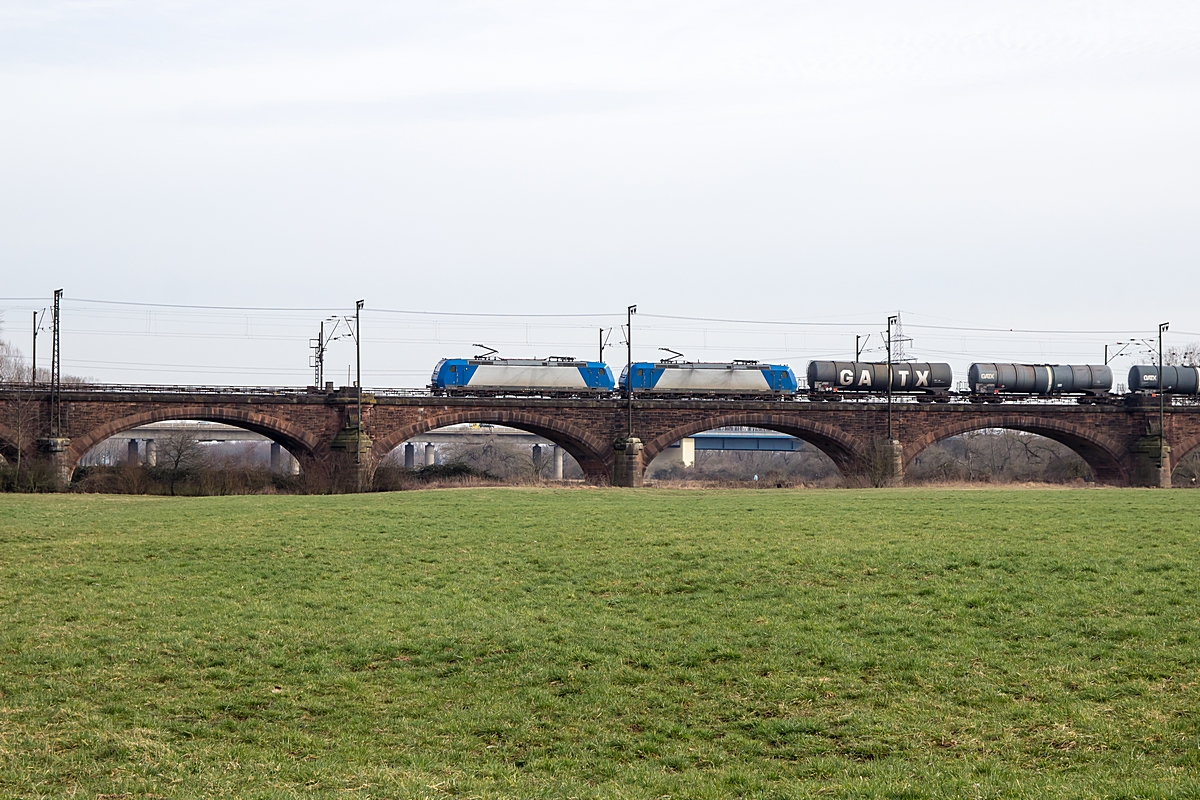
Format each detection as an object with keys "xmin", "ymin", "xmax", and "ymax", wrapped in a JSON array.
[{"xmin": 1, "ymin": 488, "xmax": 1198, "ymax": 799}]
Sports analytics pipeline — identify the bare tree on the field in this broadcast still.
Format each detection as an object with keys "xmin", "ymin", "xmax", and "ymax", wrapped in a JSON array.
[
  {"xmin": 158, "ymin": 431, "xmax": 206, "ymax": 495},
  {"xmin": 529, "ymin": 445, "xmax": 551, "ymax": 481},
  {"xmin": 1165, "ymin": 342, "xmax": 1200, "ymax": 367},
  {"xmin": 0, "ymin": 389, "xmax": 41, "ymax": 489},
  {"xmin": 909, "ymin": 430, "xmax": 1089, "ymax": 484},
  {"xmin": 443, "ymin": 435, "xmax": 528, "ymax": 480},
  {"xmin": 0, "ymin": 338, "xmax": 28, "ymax": 384},
  {"xmin": 0, "ymin": 335, "xmax": 81, "ymax": 385}
]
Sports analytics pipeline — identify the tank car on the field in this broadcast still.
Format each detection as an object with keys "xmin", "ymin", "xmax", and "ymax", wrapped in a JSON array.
[
  {"xmin": 1127, "ymin": 365, "xmax": 1200, "ymax": 395},
  {"xmin": 620, "ymin": 360, "xmax": 797, "ymax": 397},
  {"xmin": 968, "ymin": 363, "xmax": 1112, "ymax": 401},
  {"xmin": 430, "ymin": 357, "xmax": 615, "ymax": 396},
  {"xmin": 806, "ymin": 361, "xmax": 952, "ymax": 400}
]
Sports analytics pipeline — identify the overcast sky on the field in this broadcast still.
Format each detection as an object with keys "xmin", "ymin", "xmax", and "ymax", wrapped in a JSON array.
[{"xmin": 1, "ymin": 1, "xmax": 1198, "ymax": 386}]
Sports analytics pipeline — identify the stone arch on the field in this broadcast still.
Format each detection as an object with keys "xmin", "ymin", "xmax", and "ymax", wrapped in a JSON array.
[
  {"xmin": 68, "ymin": 406, "xmax": 325, "ymax": 478},
  {"xmin": 372, "ymin": 410, "xmax": 612, "ymax": 482},
  {"xmin": 0, "ymin": 421, "xmax": 36, "ymax": 466},
  {"xmin": 903, "ymin": 415, "xmax": 1129, "ymax": 485},
  {"xmin": 642, "ymin": 413, "xmax": 868, "ymax": 477},
  {"xmin": 1170, "ymin": 433, "xmax": 1200, "ymax": 481}
]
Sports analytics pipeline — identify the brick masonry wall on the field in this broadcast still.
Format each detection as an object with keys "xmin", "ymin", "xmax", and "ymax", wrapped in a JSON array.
[{"xmin": 3, "ymin": 390, "xmax": 1200, "ymax": 486}]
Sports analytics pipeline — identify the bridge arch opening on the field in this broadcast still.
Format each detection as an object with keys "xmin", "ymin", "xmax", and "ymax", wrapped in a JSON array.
[
  {"xmin": 376, "ymin": 423, "xmax": 586, "ymax": 483},
  {"xmin": 907, "ymin": 429, "xmax": 1093, "ymax": 484},
  {"xmin": 68, "ymin": 408, "xmax": 323, "ymax": 489},
  {"xmin": 903, "ymin": 418, "xmax": 1127, "ymax": 485},
  {"xmin": 641, "ymin": 414, "xmax": 867, "ymax": 483},
  {"xmin": 645, "ymin": 426, "xmax": 840, "ymax": 485},
  {"xmin": 77, "ymin": 420, "xmax": 304, "ymax": 472},
  {"xmin": 1170, "ymin": 437, "xmax": 1200, "ymax": 488},
  {"xmin": 371, "ymin": 410, "xmax": 611, "ymax": 484}
]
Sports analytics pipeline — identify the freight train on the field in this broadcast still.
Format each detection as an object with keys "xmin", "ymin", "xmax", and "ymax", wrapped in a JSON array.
[{"xmin": 428, "ymin": 354, "xmax": 1197, "ymax": 402}]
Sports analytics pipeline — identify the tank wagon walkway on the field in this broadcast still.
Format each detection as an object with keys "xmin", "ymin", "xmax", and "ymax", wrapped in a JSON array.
[{"xmin": 3, "ymin": 386, "xmax": 1197, "ymax": 489}]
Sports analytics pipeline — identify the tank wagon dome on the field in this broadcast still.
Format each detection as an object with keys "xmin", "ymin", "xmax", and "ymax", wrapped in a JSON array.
[
  {"xmin": 969, "ymin": 363, "xmax": 1112, "ymax": 395},
  {"xmin": 1128, "ymin": 364, "xmax": 1200, "ymax": 394},
  {"xmin": 806, "ymin": 361, "xmax": 952, "ymax": 391}
]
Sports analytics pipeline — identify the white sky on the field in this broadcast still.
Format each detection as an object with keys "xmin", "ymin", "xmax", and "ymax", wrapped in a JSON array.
[{"xmin": 1, "ymin": 1, "xmax": 1198, "ymax": 386}]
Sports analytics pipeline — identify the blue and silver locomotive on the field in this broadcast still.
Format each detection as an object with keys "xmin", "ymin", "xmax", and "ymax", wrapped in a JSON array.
[
  {"xmin": 431, "ymin": 357, "xmax": 615, "ymax": 397},
  {"xmin": 619, "ymin": 360, "xmax": 797, "ymax": 398}
]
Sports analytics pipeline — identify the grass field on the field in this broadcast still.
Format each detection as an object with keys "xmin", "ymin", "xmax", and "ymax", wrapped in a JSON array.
[{"xmin": 1, "ymin": 488, "xmax": 1198, "ymax": 799}]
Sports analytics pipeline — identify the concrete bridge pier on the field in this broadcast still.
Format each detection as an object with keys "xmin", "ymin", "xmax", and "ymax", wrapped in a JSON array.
[
  {"xmin": 270, "ymin": 442, "xmax": 281, "ymax": 472},
  {"xmin": 424, "ymin": 443, "xmax": 436, "ymax": 466},
  {"xmin": 554, "ymin": 445, "xmax": 564, "ymax": 480},
  {"xmin": 404, "ymin": 443, "xmax": 415, "ymax": 469},
  {"xmin": 612, "ymin": 438, "xmax": 644, "ymax": 487},
  {"xmin": 532, "ymin": 443, "xmax": 545, "ymax": 478},
  {"xmin": 127, "ymin": 439, "xmax": 139, "ymax": 464},
  {"xmin": 145, "ymin": 439, "xmax": 157, "ymax": 467}
]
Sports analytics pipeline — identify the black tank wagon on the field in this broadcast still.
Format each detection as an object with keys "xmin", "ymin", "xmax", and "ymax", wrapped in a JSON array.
[
  {"xmin": 1128, "ymin": 365, "xmax": 1200, "ymax": 395},
  {"xmin": 968, "ymin": 363, "xmax": 1112, "ymax": 401},
  {"xmin": 806, "ymin": 361, "xmax": 952, "ymax": 400}
]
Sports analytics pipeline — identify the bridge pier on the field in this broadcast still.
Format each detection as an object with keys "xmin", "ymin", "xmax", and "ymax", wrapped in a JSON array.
[
  {"xmin": 36, "ymin": 437, "xmax": 72, "ymax": 488},
  {"xmin": 554, "ymin": 445, "xmax": 564, "ymax": 480},
  {"xmin": 404, "ymin": 443, "xmax": 415, "ymax": 469},
  {"xmin": 425, "ymin": 443, "xmax": 436, "ymax": 466},
  {"xmin": 889, "ymin": 439, "xmax": 904, "ymax": 485},
  {"xmin": 329, "ymin": 428, "xmax": 373, "ymax": 491},
  {"xmin": 1131, "ymin": 436, "xmax": 1172, "ymax": 488},
  {"xmin": 612, "ymin": 437, "xmax": 644, "ymax": 487}
]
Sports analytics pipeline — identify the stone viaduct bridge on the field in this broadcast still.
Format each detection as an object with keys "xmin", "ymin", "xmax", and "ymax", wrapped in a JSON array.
[{"xmin": 0, "ymin": 386, "xmax": 1195, "ymax": 488}]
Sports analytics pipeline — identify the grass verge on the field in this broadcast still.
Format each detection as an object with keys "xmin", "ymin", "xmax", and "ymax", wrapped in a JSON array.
[{"xmin": 1, "ymin": 488, "xmax": 1198, "ymax": 798}]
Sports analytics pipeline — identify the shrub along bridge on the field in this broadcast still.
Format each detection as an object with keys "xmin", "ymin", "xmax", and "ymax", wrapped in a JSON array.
[{"xmin": 0, "ymin": 386, "xmax": 1195, "ymax": 489}]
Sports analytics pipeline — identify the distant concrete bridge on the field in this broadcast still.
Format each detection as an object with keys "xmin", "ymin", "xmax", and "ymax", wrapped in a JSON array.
[
  {"xmin": 0, "ymin": 385, "xmax": 1195, "ymax": 488},
  {"xmin": 90, "ymin": 420, "xmax": 806, "ymax": 478}
]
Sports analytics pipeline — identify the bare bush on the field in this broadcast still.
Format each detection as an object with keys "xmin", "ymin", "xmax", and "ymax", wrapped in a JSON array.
[
  {"xmin": 442, "ymin": 436, "xmax": 548, "ymax": 483},
  {"xmin": 908, "ymin": 430, "xmax": 1090, "ymax": 485}
]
